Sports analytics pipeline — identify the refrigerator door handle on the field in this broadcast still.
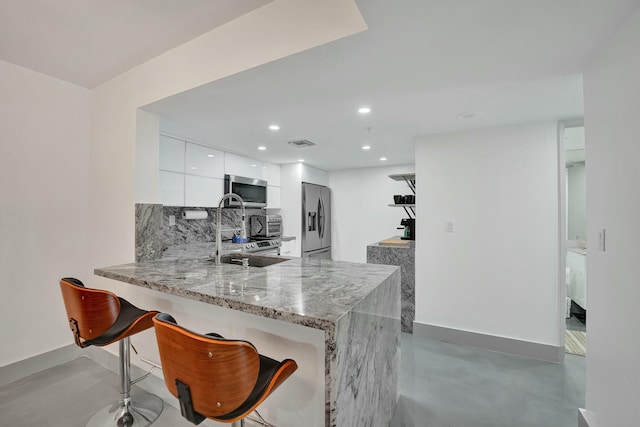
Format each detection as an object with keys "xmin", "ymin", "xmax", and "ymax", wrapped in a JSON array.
[{"xmin": 318, "ymin": 199, "xmax": 324, "ymax": 239}]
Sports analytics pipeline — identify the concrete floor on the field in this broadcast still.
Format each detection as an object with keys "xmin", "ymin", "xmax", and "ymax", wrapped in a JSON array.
[{"xmin": 0, "ymin": 333, "xmax": 585, "ymax": 427}]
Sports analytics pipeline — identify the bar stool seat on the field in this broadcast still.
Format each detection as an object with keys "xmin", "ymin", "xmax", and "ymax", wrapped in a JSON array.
[
  {"xmin": 153, "ymin": 313, "xmax": 297, "ymax": 426},
  {"xmin": 59, "ymin": 277, "xmax": 163, "ymax": 427}
]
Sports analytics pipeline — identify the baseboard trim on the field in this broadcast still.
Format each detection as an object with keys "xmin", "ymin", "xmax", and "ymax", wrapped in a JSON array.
[
  {"xmin": 413, "ymin": 322, "xmax": 564, "ymax": 363},
  {"xmin": 0, "ymin": 344, "xmax": 83, "ymax": 387}
]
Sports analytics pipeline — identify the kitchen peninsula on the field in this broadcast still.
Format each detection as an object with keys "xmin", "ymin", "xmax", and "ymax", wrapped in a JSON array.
[{"xmin": 95, "ymin": 246, "xmax": 400, "ymax": 427}]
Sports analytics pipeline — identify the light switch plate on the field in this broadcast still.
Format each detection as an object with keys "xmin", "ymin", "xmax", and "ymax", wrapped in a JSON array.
[
  {"xmin": 598, "ymin": 228, "xmax": 606, "ymax": 251},
  {"xmin": 169, "ymin": 215, "xmax": 176, "ymax": 226},
  {"xmin": 445, "ymin": 220, "xmax": 455, "ymax": 233}
]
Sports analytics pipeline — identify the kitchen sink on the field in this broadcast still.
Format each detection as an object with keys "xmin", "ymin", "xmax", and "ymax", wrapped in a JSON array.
[{"xmin": 219, "ymin": 254, "xmax": 288, "ymax": 268}]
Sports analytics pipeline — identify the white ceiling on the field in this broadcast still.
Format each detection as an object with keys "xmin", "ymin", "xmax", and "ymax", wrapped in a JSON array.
[
  {"xmin": 0, "ymin": 0, "xmax": 271, "ymax": 88},
  {"xmin": 142, "ymin": 0, "xmax": 640, "ymax": 170},
  {"xmin": 2, "ymin": 0, "xmax": 638, "ymax": 170}
]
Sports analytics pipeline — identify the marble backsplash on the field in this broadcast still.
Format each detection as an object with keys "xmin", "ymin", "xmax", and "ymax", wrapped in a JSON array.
[{"xmin": 135, "ymin": 203, "xmax": 263, "ymax": 261}]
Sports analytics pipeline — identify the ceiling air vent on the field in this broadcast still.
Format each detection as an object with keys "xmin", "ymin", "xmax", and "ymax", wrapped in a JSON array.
[{"xmin": 287, "ymin": 139, "xmax": 316, "ymax": 148}]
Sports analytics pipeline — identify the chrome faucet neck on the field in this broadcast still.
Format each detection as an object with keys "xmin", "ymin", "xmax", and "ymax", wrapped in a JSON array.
[{"xmin": 214, "ymin": 193, "xmax": 246, "ymax": 266}]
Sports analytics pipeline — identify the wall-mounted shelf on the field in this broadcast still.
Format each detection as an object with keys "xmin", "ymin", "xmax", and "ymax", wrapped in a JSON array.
[
  {"xmin": 389, "ymin": 173, "xmax": 415, "ymax": 194},
  {"xmin": 389, "ymin": 173, "xmax": 416, "ymax": 218}
]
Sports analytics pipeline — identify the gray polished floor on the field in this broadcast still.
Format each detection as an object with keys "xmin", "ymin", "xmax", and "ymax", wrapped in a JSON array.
[
  {"xmin": 0, "ymin": 333, "xmax": 584, "ymax": 427},
  {"xmin": 390, "ymin": 333, "xmax": 585, "ymax": 427}
]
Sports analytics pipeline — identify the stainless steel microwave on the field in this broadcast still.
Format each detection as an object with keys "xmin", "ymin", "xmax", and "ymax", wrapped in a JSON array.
[{"xmin": 224, "ymin": 174, "xmax": 267, "ymax": 208}]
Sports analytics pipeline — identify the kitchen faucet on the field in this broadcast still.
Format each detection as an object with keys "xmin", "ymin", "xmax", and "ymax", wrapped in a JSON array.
[{"xmin": 213, "ymin": 192, "xmax": 247, "ymax": 266}]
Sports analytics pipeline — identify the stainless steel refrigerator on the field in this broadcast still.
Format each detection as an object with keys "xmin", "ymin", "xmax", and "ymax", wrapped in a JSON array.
[{"xmin": 301, "ymin": 182, "xmax": 331, "ymax": 259}]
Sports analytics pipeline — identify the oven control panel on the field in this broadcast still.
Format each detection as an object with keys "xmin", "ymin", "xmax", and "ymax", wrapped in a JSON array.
[{"xmin": 243, "ymin": 238, "xmax": 281, "ymax": 253}]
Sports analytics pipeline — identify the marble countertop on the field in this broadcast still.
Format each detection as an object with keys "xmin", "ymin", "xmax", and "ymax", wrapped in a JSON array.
[{"xmin": 95, "ymin": 249, "xmax": 398, "ymax": 330}]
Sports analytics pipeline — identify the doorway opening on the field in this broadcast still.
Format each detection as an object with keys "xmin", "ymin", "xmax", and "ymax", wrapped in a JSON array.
[{"xmin": 559, "ymin": 119, "xmax": 587, "ymax": 357}]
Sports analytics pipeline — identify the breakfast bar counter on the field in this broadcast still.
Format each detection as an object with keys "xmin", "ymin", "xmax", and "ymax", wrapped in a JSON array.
[{"xmin": 95, "ymin": 248, "xmax": 400, "ymax": 427}]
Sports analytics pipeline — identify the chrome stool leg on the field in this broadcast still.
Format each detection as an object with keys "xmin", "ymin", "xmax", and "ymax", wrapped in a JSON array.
[{"xmin": 87, "ymin": 338, "xmax": 163, "ymax": 427}]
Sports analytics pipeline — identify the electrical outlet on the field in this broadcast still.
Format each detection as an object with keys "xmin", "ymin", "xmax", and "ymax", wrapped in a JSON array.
[{"xmin": 169, "ymin": 215, "xmax": 176, "ymax": 226}]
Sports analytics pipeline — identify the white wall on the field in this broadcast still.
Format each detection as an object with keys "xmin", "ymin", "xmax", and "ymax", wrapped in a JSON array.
[
  {"xmin": 134, "ymin": 110, "xmax": 160, "ymax": 204},
  {"xmin": 0, "ymin": 60, "xmax": 91, "ymax": 366},
  {"xmin": 414, "ymin": 122, "xmax": 561, "ymax": 346},
  {"xmin": 328, "ymin": 165, "xmax": 415, "ymax": 263},
  {"xmin": 582, "ymin": 3, "xmax": 640, "ymax": 425}
]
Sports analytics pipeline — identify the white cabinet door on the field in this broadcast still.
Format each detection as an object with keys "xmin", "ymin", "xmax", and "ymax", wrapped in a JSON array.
[
  {"xmin": 159, "ymin": 171, "xmax": 184, "ymax": 206},
  {"xmin": 225, "ymin": 152, "xmax": 263, "ymax": 179},
  {"xmin": 263, "ymin": 162, "xmax": 281, "ymax": 186},
  {"xmin": 281, "ymin": 239, "xmax": 297, "ymax": 257},
  {"xmin": 267, "ymin": 185, "xmax": 281, "ymax": 209},
  {"xmin": 185, "ymin": 175, "xmax": 223, "ymax": 207},
  {"xmin": 159, "ymin": 135, "xmax": 185, "ymax": 173},
  {"xmin": 185, "ymin": 143, "xmax": 224, "ymax": 178}
]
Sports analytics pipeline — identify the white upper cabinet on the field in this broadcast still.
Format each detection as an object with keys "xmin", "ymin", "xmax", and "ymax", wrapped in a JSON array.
[
  {"xmin": 225, "ymin": 153, "xmax": 264, "ymax": 180},
  {"xmin": 185, "ymin": 143, "xmax": 224, "ymax": 178},
  {"xmin": 267, "ymin": 185, "xmax": 281, "ymax": 209},
  {"xmin": 159, "ymin": 135, "xmax": 185, "ymax": 173},
  {"xmin": 263, "ymin": 162, "xmax": 281, "ymax": 186},
  {"xmin": 159, "ymin": 171, "xmax": 184, "ymax": 206},
  {"xmin": 185, "ymin": 175, "xmax": 223, "ymax": 207}
]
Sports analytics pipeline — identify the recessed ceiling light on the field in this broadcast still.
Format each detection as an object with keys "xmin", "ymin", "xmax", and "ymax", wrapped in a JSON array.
[
  {"xmin": 380, "ymin": 157, "xmax": 387, "ymax": 161},
  {"xmin": 190, "ymin": 166, "xmax": 197, "ymax": 170},
  {"xmin": 457, "ymin": 111, "xmax": 480, "ymax": 119},
  {"xmin": 362, "ymin": 145, "xmax": 371, "ymax": 150},
  {"xmin": 269, "ymin": 124, "xmax": 280, "ymax": 130},
  {"xmin": 251, "ymin": 164, "xmax": 257, "ymax": 167},
  {"xmin": 358, "ymin": 107, "xmax": 371, "ymax": 114},
  {"xmin": 207, "ymin": 154, "xmax": 214, "ymax": 158},
  {"xmin": 258, "ymin": 146, "xmax": 266, "ymax": 150},
  {"xmin": 298, "ymin": 159, "xmax": 305, "ymax": 162}
]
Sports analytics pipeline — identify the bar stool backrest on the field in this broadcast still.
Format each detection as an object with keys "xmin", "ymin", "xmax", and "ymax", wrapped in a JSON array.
[
  {"xmin": 153, "ymin": 315, "xmax": 261, "ymax": 419},
  {"xmin": 59, "ymin": 278, "xmax": 120, "ymax": 342}
]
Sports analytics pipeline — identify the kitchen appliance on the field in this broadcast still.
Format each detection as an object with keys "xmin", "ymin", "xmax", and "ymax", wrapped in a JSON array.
[
  {"xmin": 224, "ymin": 174, "xmax": 267, "ymax": 208},
  {"xmin": 398, "ymin": 218, "xmax": 415, "ymax": 240},
  {"xmin": 240, "ymin": 238, "xmax": 281, "ymax": 255},
  {"xmin": 301, "ymin": 182, "xmax": 331, "ymax": 259},
  {"xmin": 250, "ymin": 214, "xmax": 282, "ymax": 238}
]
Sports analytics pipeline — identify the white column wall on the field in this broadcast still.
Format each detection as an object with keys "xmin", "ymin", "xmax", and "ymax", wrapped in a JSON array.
[
  {"xmin": 582, "ymin": 3, "xmax": 640, "ymax": 425},
  {"xmin": 328, "ymin": 165, "xmax": 415, "ymax": 263},
  {"xmin": 414, "ymin": 122, "xmax": 561, "ymax": 346},
  {"xmin": 0, "ymin": 60, "xmax": 91, "ymax": 366}
]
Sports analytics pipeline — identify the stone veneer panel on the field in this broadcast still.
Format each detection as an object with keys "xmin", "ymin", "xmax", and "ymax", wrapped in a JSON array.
[
  {"xmin": 135, "ymin": 203, "xmax": 263, "ymax": 261},
  {"xmin": 135, "ymin": 203, "xmax": 164, "ymax": 261},
  {"xmin": 334, "ymin": 269, "xmax": 401, "ymax": 427},
  {"xmin": 367, "ymin": 239, "xmax": 415, "ymax": 333}
]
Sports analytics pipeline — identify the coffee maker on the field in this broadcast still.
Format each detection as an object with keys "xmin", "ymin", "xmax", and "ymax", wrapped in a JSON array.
[{"xmin": 398, "ymin": 218, "xmax": 415, "ymax": 240}]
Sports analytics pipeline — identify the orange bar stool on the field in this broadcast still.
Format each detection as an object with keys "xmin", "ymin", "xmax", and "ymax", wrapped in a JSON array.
[
  {"xmin": 153, "ymin": 313, "xmax": 298, "ymax": 426},
  {"xmin": 59, "ymin": 277, "xmax": 163, "ymax": 426}
]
